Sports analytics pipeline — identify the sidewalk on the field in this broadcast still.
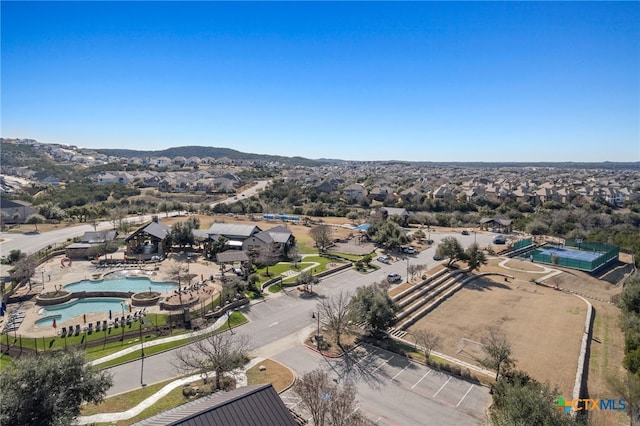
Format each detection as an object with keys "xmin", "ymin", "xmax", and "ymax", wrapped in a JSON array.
[
  {"xmin": 77, "ymin": 357, "xmax": 265, "ymax": 424},
  {"xmin": 89, "ymin": 314, "xmax": 232, "ymax": 366}
]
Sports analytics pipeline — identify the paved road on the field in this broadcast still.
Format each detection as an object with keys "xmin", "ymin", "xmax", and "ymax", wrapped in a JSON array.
[
  {"xmin": 3, "ymin": 201, "xmax": 499, "ymax": 422},
  {"xmin": 104, "ymin": 249, "xmax": 493, "ymax": 421},
  {"xmin": 275, "ymin": 343, "xmax": 488, "ymax": 425},
  {"xmin": 0, "ymin": 180, "xmax": 271, "ymax": 258}
]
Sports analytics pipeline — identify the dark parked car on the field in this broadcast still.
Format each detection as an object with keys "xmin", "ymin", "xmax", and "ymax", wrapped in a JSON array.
[
  {"xmin": 493, "ymin": 235, "xmax": 506, "ymax": 244},
  {"xmin": 461, "ymin": 229, "xmax": 470, "ymax": 235}
]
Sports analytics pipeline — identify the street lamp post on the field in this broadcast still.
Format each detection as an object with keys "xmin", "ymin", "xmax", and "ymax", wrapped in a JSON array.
[
  {"xmin": 139, "ymin": 317, "xmax": 145, "ymax": 387},
  {"xmin": 120, "ymin": 303, "xmax": 125, "ymax": 344},
  {"xmin": 312, "ymin": 312, "xmax": 320, "ymax": 350},
  {"xmin": 226, "ymin": 309, "xmax": 233, "ymax": 334},
  {"xmin": 406, "ymin": 258, "xmax": 410, "ymax": 283}
]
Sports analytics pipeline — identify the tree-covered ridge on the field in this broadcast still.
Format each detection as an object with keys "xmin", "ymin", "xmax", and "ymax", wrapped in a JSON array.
[{"xmin": 96, "ymin": 145, "xmax": 324, "ymax": 166}]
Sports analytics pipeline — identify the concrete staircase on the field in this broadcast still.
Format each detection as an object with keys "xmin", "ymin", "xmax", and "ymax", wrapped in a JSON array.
[{"xmin": 387, "ymin": 268, "xmax": 468, "ymax": 338}]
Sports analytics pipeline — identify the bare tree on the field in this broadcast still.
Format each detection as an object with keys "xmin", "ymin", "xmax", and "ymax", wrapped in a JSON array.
[
  {"xmin": 10, "ymin": 254, "xmax": 37, "ymax": 290},
  {"xmin": 414, "ymin": 263, "xmax": 427, "ymax": 278},
  {"xmin": 254, "ymin": 242, "xmax": 280, "ymax": 277},
  {"xmin": 167, "ymin": 262, "xmax": 187, "ymax": 286},
  {"xmin": 480, "ymin": 328, "xmax": 516, "ymax": 380},
  {"xmin": 173, "ymin": 332, "xmax": 250, "ymax": 390},
  {"xmin": 318, "ymin": 292, "xmax": 356, "ymax": 352},
  {"xmin": 293, "ymin": 369, "xmax": 365, "ymax": 426},
  {"xmin": 309, "ymin": 224, "xmax": 333, "ymax": 252},
  {"xmin": 413, "ymin": 329, "xmax": 441, "ymax": 363}
]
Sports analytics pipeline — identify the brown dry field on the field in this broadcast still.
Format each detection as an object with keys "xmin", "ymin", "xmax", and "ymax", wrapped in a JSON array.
[
  {"xmin": 586, "ymin": 300, "xmax": 629, "ymax": 426},
  {"xmin": 406, "ymin": 256, "xmax": 628, "ymax": 416}
]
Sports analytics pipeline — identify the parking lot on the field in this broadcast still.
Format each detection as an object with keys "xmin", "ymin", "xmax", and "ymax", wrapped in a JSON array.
[{"xmin": 276, "ymin": 342, "xmax": 489, "ymax": 425}]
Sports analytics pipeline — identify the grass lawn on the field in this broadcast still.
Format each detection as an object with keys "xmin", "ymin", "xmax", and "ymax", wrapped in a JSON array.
[
  {"xmin": 82, "ymin": 357, "xmax": 291, "ymax": 425},
  {"xmin": 91, "ymin": 312, "xmax": 247, "ymax": 368},
  {"xmin": 0, "ymin": 353, "xmax": 13, "ymax": 371},
  {"xmin": 90, "ymin": 384, "xmax": 190, "ymax": 426},
  {"xmin": 81, "ymin": 377, "xmax": 180, "ymax": 416}
]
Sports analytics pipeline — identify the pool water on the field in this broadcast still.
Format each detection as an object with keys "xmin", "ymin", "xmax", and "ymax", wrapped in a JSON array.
[
  {"xmin": 36, "ymin": 298, "xmax": 128, "ymax": 327},
  {"xmin": 64, "ymin": 276, "xmax": 177, "ymax": 293}
]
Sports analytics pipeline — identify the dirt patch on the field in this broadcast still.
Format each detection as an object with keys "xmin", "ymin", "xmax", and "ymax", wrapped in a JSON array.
[
  {"xmin": 246, "ymin": 359, "xmax": 295, "ymax": 393},
  {"xmin": 407, "ymin": 275, "xmax": 586, "ymax": 396}
]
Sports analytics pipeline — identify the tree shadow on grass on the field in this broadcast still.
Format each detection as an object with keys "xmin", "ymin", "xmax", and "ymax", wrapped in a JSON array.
[{"xmin": 464, "ymin": 276, "xmax": 512, "ymax": 291}]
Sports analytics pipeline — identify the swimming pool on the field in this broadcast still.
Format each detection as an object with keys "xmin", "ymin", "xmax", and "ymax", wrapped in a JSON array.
[
  {"xmin": 64, "ymin": 276, "xmax": 177, "ymax": 293},
  {"xmin": 36, "ymin": 298, "xmax": 128, "ymax": 327}
]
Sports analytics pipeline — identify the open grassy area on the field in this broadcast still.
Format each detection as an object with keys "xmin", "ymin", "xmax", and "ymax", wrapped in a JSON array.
[
  {"xmin": 92, "ymin": 311, "xmax": 247, "ymax": 368},
  {"xmin": 0, "ymin": 353, "xmax": 13, "ymax": 371},
  {"xmin": 82, "ymin": 357, "xmax": 291, "ymax": 425},
  {"xmin": 81, "ymin": 377, "xmax": 180, "ymax": 416}
]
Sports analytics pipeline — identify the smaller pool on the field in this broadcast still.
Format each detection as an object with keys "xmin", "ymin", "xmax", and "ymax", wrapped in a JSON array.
[
  {"xmin": 37, "ymin": 298, "xmax": 128, "ymax": 327},
  {"xmin": 64, "ymin": 276, "xmax": 177, "ymax": 294}
]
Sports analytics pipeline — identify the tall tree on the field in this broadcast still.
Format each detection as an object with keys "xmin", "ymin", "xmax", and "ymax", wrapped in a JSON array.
[
  {"xmin": 413, "ymin": 329, "xmax": 441, "ymax": 363},
  {"xmin": 309, "ymin": 224, "xmax": 333, "ymax": 252},
  {"xmin": 367, "ymin": 221, "xmax": 410, "ymax": 251},
  {"xmin": 480, "ymin": 328, "xmax": 516, "ymax": 380},
  {"xmin": 488, "ymin": 370, "xmax": 579, "ymax": 426},
  {"xmin": 465, "ymin": 242, "xmax": 488, "ymax": 272},
  {"xmin": 10, "ymin": 254, "xmax": 37, "ymax": 290},
  {"xmin": 318, "ymin": 292, "xmax": 356, "ymax": 351},
  {"xmin": 293, "ymin": 369, "xmax": 366, "ymax": 426},
  {"xmin": 173, "ymin": 332, "xmax": 250, "ymax": 390},
  {"xmin": 169, "ymin": 217, "xmax": 200, "ymax": 249},
  {"xmin": 0, "ymin": 350, "xmax": 113, "ymax": 426},
  {"xmin": 206, "ymin": 235, "xmax": 228, "ymax": 259},
  {"xmin": 436, "ymin": 237, "xmax": 467, "ymax": 267},
  {"xmin": 350, "ymin": 283, "xmax": 398, "ymax": 336},
  {"xmin": 25, "ymin": 213, "xmax": 46, "ymax": 232},
  {"xmin": 254, "ymin": 242, "xmax": 280, "ymax": 276}
]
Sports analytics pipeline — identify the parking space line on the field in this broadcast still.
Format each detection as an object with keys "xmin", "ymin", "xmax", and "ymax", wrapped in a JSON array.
[
  {"xmin": 372, "ymin": 356, "xmax": 393, "ymax": 373},
  {"xmin": 456, "ymin": 384, "xmax": 475, "ymax": 407},
  {"xmin": 356, "ymin": 349, "xmax": 377, "ymax": 365},
  {"xmin": 392, "ymin": 363, "xmax": 410, "ymax": 380},
  {"xmin": 433, "ymin": 376, "xmax": 452, "ymax": 398},
  {"xmin": 411, "ymin": 369, "xmax": 432, "ymax": 389}
]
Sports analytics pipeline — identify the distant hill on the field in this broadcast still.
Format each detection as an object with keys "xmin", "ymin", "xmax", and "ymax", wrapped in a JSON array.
[{"xmin": 95, "ymin": 146, "xmax": 324, "ymax": 166}]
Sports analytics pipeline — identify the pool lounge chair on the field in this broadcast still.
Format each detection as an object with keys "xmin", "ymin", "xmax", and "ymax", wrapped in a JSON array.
[{"xmin": 60, "ymin": 327, "xmax": 67, "ymax": 338}]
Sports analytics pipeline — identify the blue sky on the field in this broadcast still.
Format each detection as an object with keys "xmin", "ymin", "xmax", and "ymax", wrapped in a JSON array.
[{"xmin": 2, "ymin": 1, "xmax": 639, "ymax": 162}]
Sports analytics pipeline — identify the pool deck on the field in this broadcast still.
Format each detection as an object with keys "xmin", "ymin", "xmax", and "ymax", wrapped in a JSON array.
[{"xmin": 2, "ymin": 253, "xmax": 222, "ymax": 338}]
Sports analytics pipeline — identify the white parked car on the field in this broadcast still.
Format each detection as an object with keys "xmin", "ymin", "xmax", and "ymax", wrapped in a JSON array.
[
  {"xmin": 387, "ymin": 273, "xmax": 402, "ymax": 282},
  {"xmin": 377, "ymin": 256, "xmax": 391, "ymax": 264}
]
